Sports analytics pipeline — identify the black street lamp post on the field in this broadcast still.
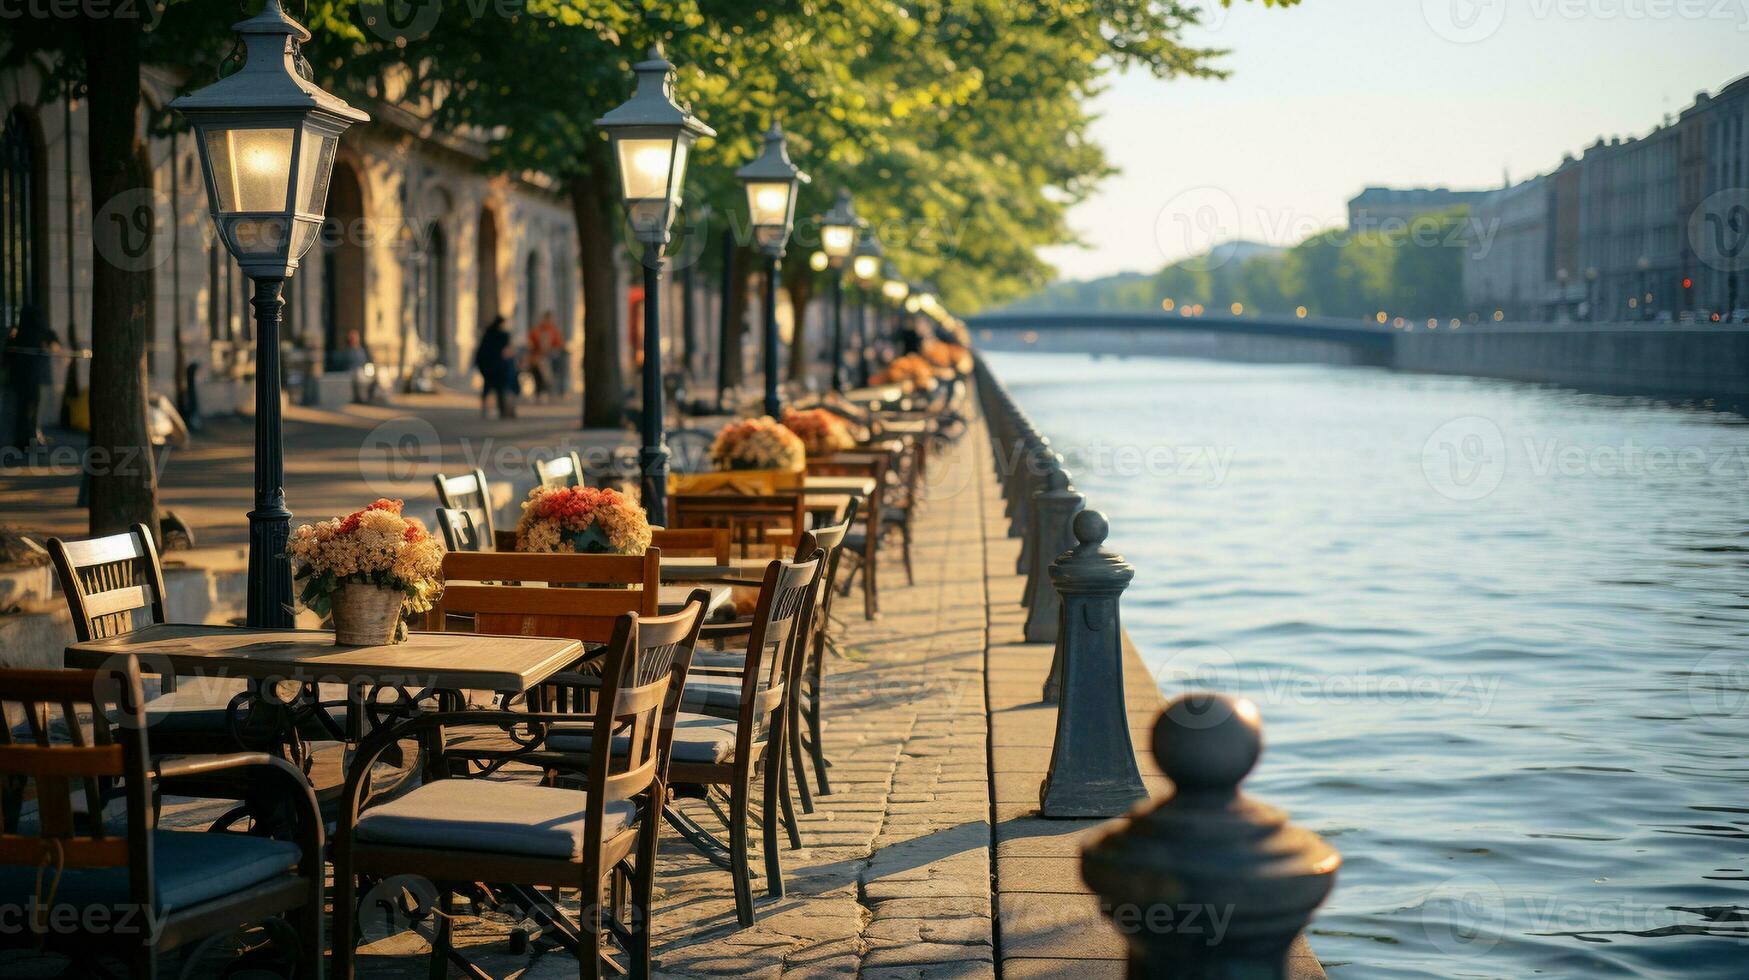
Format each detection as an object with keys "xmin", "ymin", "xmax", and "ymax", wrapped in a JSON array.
[
  {"xmin": 817, "ymin": 190, "xmax": 861, "ymax": 392},
  {"xmin": 595, "ymin": 45, "xmax": 714, "ymax": 527},
  {"xmin": 736, "ymin": 123, "xmax": 809, "ymax": 420},
  {"xmin": 852, "ymin": 229, "xmax": 883, "ymax": 386},
  {"xmin": 172, "ymin": 0, "xmax": 367, "ymax": 628}
]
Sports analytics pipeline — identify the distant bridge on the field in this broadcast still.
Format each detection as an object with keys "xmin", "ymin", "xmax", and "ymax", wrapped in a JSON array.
[
  {"xmin": 965, "ymin": 310, "xmax": 1749, "ymax": 409},
  {"xmin": 966, "ymin": 310, "xmax": 1396, "ymax": 367}
]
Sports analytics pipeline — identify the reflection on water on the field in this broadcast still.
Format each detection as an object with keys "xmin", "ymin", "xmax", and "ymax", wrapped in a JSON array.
[{"xmin": 989, "ymin": 351, "xmax": 1749, "ymax": 978}]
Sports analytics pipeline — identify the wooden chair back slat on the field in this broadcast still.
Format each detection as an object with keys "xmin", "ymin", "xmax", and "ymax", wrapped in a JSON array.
[
  {"xmin": 532, "ymin": 451, "xmax": 585, "ymax": 490},
  {"xmin": 436, "ymin": 550, "xmax": 661, "ymax": 644},
  {"xmin": 47, "ymin": 524, "xmax": 167, "ymax": 643},
  {"xmin": 433, "ymin": 468, "xmax": 496, "ymax": 541},
  {"xmin": 434, "ymin": 507, "xmax": 484, "ymax": 552},
  {"xmin": 730, "ymin": 555, "xmax": 825, "ymax": 741},
  {"xmin": 670, "ymin": 494, "xmax": 806, "ymax": 559},
  {"xmin": 650, "ymin": 527, "xmax": 732, "ymax": 564},
  {"xmin": 0, "ymin": 662, "xmax": 152, "ymax": 884}
]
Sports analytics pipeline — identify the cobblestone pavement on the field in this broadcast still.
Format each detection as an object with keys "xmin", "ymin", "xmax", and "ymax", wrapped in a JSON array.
[{"xmin": 338, "ymin": 415, "xmax": 999, "ymax": 978}]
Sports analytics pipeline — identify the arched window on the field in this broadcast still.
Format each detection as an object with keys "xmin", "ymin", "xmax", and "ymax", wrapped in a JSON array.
[{"xmin": 2, "ymin": 108, "xmax": 46, "ymax": 330}]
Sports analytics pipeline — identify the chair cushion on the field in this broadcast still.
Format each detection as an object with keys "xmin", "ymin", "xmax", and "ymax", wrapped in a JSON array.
[
  {"xmin": 677, "ymin": 678, "xmax": 746, "ymax": 714},
  {"xmin": 546, "ymin": 712, "xmax": 737, "ymax": 765},
  {"xmin": 354, "ymin": 779, "xmax": 635, "ymax": 860},
  {"xmin": 0, "ymin": 830, "xmax": 302, "ymax": 915}
]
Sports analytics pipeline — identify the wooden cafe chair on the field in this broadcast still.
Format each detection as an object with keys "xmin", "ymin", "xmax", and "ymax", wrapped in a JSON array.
[
  {"xmin": 433, "ymin": 507, "xmax": 485, "ymax": 553},
  {"xmin": 45, "ymin": 524, "xmax": 346, "ymax": 763},
  {"xmin": 670, "ymin": 493, "xmax": 806, "ymax": 560},
  {"xmin": 662, "ymin": 553, "xmax": 823, "ymax": 928},
  {"xmin": 531, "ymin": 450, "xmax": 585, "ymax": 490},
  {"xmin": 333, "ymin": 600, "xmax": 706, "ymax": 980},
  {"xmin": 434, "ymin": 550, "xmax": 661, "ymax": 648},
  {"xmin": 433, "ymin": 467, "xmax": 496, "ymax": 542},
  {"xmin": 0, "ymin": 659, "xmax": 324, "ymax": 979},
  {"xmin": 810, "ymin": 452, "xmax": 889, "ymax": 618},
  {"xmin": 650, "ymin": 526, "xmax": 733, "ymax": 564}
]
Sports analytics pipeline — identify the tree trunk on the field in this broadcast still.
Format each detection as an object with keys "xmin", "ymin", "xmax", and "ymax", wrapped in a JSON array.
[
  {"xmin": 83, "ymin": 19, "xmax": 157, "ymax": 536},
  {"xmin": 784, "ymin": 263, "xmax": 813, "ymax": 383},
  {"xmin": 721, "ymin": 244, "xmax": 754, "ymax": 393},
  {"xmin": 571, "ymin": 143, "xmax": 623, "ymax": 429}
]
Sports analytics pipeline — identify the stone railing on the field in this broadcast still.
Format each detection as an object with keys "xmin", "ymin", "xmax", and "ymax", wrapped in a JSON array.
[{"xmin": 972, "ymin": 354, "xmax": 1341, "ymax": 978}]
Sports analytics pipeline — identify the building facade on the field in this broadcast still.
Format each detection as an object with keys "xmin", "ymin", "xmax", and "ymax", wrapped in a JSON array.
[
  {"xmin": 0, "ymin": 56, "xmax": 635, "ymax": 420},
  {"xmin": 1346, "ymin": 186, "xmax": 1495, "ymax": 234},
  {"xmin": 1460, "ymin": 72, "xmax": 1749, "ymax": 323}
]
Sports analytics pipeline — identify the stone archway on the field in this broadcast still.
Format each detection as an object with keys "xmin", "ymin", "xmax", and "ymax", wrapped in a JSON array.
[
  {"xmin": 321, "ymin": 159, "xmax": 367, "ymax": 370},
  {"xmin": 476, "ymin": 204, "xmax": 502, "ymax": 330}
]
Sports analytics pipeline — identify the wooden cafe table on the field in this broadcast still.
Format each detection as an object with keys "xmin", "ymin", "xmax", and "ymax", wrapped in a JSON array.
[{"xmin": 64, "ymin": 625, "xmax": 587, "ymax": 746}]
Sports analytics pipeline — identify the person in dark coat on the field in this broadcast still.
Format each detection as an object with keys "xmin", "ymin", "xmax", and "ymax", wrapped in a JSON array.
[
  {"xmin": 472, "ymin": 315, "xmax": 516, "ymax": 419},
  {"xmin": 3, "ymin": 305, "xmax": 59, "ymax": 455}
]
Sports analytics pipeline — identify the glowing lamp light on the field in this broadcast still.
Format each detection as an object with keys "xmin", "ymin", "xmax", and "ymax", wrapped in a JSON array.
[
  {"xmin": 851, "ymin": 226, "xmax": 884, "ymax": 283},
  {"xmin": 809, "ymin": 251, "xmax": 829, "ymax": 272},
  {"xmin": 594, "ymin": 44, "xmax": 715, "ymax": 248},
  {"xmin": 1295, "ymin": 306, "xmax": 1308, "ymax": 318},
  {"xmin": 1162, "ymin": 298, "xmax": 1176, "ymax": 312},
  {"xmin": 881, "ymin": 267, "xmax": 910, "ymax": 304},
  {"xmin": 735, "ymin": 122, "xmax": 808, "ymax": 257},
  {"xmin": 818, "ymin": 189, "xmax": 862, "ymax": 266},
  {"xmin": 171, "ymin": 0, "xmax": 367, "ymax": 279}
]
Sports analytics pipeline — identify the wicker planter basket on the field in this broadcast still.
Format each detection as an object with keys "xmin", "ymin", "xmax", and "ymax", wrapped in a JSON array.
[{"xmin": 331, "ymin": 582, "xmax": 404, "ymax": 646}]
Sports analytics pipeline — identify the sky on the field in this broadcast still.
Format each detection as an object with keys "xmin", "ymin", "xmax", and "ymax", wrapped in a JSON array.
[{"xmin": 1037, "ymin": 0, "xmax": 1749, "ymax": 282}]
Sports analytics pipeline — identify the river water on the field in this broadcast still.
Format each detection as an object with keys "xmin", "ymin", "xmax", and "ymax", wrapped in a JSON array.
[{"xmin": 985, "ymin": 350, "xmax": 1749, "ymax": 979}]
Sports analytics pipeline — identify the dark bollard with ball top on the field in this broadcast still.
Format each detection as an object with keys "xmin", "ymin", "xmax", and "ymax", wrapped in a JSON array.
[
  {"xmin": 1039, "ymin": 509, "xmax": 1149, "ymax": 817},
  {"xmin": 1083, "ymin": 694, "xmax": 1339, "ymax": 980}
]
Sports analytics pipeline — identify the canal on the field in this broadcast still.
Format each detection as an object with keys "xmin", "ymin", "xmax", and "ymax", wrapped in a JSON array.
[{"xmin": 985, "ymin": 350, "xmax": 1749, "ymax": 979}]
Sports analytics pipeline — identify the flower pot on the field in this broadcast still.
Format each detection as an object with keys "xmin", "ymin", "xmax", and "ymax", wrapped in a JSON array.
[{"xmin": 331, "ymin": 582, "xmax": 404, "ymax": 646}]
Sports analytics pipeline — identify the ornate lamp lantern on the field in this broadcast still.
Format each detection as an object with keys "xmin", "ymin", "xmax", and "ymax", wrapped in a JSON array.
[
  {"xmin": 171, "ymin": 0, "xmax": 368, "ymax": 628},
  {"xmin": 816, "ymin": 189, "xmax": 862, "ymax": 391},
  {"xmin": 596, "ymin": 45, "xmax": 714, "ymax": 525},
  {"xmin": 880, "ymin": 263, "xmax": 910, "ymax": 304},
  {"xmin": 736, "ymin": 123, "xmax": 809, "ymax": 418}
]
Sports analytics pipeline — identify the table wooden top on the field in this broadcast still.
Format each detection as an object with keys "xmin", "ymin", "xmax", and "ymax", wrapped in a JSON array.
[
  {"xmin": 65, "ymin": 624, "xmax": 586, "ymax": 693},
  {"xmin": 660, "ymin": 557, "xmax": 770, "ymax": 582}
]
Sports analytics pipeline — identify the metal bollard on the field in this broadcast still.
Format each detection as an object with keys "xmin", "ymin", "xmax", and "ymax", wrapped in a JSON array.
[
  {"xmin": 1015, "ymin": 450, "xmax": 1064, "ymax": 577},
  {"xmin": 1008, "ymin": 439, "xmax": 1051, "ymax": 539},
  {"xmin": 1083, "ymin": 694, "xmax": 1340, "ymax": 979},
  {"xmin": 1029, "ymin": 469, "xmax": 1086, "ymax": 663},
  {"xmin": 1039, "ymin": 510, "xmax": 1148, "ymax": 817}
]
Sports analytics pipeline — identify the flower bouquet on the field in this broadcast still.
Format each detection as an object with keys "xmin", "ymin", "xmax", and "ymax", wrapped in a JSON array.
[
  {"xmin": 290, "ymin": 498, "xmax": 444, "ymax": 645},
  {"xmin": 709, "ymin": 416, "xmax": 807, "ymax": 472},
  {"xmin": 782, "ymin": 407, "xmax": 857, "ymax": 458},
  {"xmin": 873, "ymin": 353, "xmax": 939, "ymax": 390},
  {"xmin": 923, "ymin": 341, "xmax": 974, "ymax": 373},
  {"xmin": 514, "ymin": 485, "xmax": 653, "ymax": 555}
]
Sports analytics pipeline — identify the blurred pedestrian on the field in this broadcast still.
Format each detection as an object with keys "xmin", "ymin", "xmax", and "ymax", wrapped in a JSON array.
[
  {"xmin": 473, "ymin": 315, "xmax": 516, "ymax": 419},
  {"xmin": 529, "ymin": 310, "xmax": 564, "ymax": 400},
  {"xmin": 3, "ymin": 305, "xmax": 60, "ymax": 455}
]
